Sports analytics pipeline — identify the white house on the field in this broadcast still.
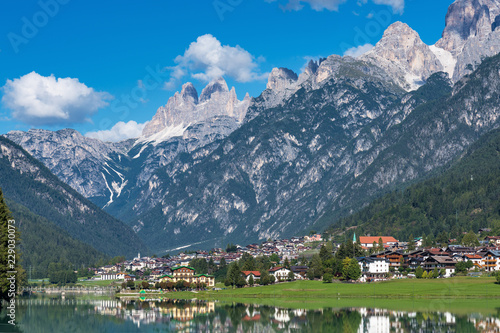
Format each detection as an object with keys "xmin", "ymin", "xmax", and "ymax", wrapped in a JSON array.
[
  {"xmin": 423, "ymin": 256, "xmax": 456, "ymax": 277},
  {"xmin": 97, "ymin": 273, "xmax": 118, "ymax": 280},
  {"xmin": 358, "ymin": 257, "xmax": 389, "ymax": 281},
  {"xmin": 269, "ymin": 267, "xmax": 291, "ymax": 281}
]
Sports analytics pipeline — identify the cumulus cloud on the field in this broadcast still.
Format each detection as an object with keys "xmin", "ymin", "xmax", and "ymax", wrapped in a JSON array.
[
  {"xmin": 343, "ymin": 43, "xmax": 374, "ymax": 57},
  {"xmin": 266, "ymin": 0, "xmax": 404, "ymax": 13},
  {"xmin": 165, "ymin": 34, "xmax": 267, "ymax": 89},
  {"xmin": 85, "ymin": 120, "xmax": 148, "ymax": 142},
  {"xmin": 2, "ymin": 72, "xmax": 112, "ymax": 126}
]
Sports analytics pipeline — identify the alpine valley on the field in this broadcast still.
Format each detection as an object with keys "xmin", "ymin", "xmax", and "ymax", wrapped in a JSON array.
[{"xmin": 3, "ymin": 0, "xmax": 500, "ymax": 255}]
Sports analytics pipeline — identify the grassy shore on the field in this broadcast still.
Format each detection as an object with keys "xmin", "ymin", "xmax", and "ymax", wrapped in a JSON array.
[
  {"xmin": 159, "ymin": 277, "xmax": 500, "ymax": 299},
  {"xmin": 99, "ymin": 277, "xmax": 500, "ymax": 316},
  {"xmin": 116, "ymin": 277, "xmax": 500, "ymax": 314}
]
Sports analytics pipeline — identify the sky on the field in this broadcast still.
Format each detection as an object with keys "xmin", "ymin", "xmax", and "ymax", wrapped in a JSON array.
[{"xmin": 0, "ymin": 0, "xmax": 454, "ymax": 141}]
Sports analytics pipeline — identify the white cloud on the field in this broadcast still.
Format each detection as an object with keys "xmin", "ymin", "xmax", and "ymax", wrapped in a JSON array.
[
  {"xmin": 85, "ymin": 120, "xmax": 148, "ymax": 142},
  {"xmin": 166, "ymin": 34, "xmax": 267, "ymax": 89},
  {"xmin": 343, "ymin": 43, "xmax": 374, "ymax": 57},
  {"xmin": 266, "ymin": 0, "xmax": 404, "ymax": 13},
  {"xmin": 372, "ymin": 0, "xmax": 404, "ymax": 14},
  {"xmin": 2, "ymin": 72, "xmax": 112, "ymax": 126}
]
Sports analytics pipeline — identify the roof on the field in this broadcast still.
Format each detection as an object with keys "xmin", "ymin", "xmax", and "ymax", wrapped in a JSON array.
[
  {"xmin": 360, "ymin": 257, "xmax": 389, "ymax": 263},
  {"xmin": 359, "ymin": 236, "xmax": 398, "ymax": 244},
  {"xmin": 465, "ymin": 254, "xmax": 482, "ymax": 259},
  {"xmin": 269, "ymin": 266, "xmax": 287, "ymax": 272},
  {"xmin": 160, "ymin": 274, "xmax": 174, "ymax": 278},
  {"xmin": 195, "ymin": 274, "xmax": 214, "ymax": 278},
  {"xmin": 290, "ymin": 266, "xmax": 308, "ymax": 272},
  {"xmin": 241, "ymin": 271, "xmax": 261, "ymax": 277},
  {"xmin": 171, "ymin": 266, "xmax": 195, "ymax": 271},
  {"xmin": 426, "ymin": 256, "xmax": 456, "ymax": 264}
]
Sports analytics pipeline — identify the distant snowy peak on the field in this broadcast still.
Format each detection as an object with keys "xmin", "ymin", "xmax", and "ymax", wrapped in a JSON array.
[{"xmin": 141, "ymin": 77, "xmax": 251, "ymax": 140}]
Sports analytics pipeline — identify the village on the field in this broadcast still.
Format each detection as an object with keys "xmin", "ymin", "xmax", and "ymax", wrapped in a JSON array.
[{"xmin": 91, "ymin": 232, "xmax": 500, "ymax": 288}]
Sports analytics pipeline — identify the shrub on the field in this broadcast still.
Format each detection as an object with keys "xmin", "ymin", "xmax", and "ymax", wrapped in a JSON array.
[{"xmin": 323, "ymin": 273, "xmax": 333, "ymax": 283}]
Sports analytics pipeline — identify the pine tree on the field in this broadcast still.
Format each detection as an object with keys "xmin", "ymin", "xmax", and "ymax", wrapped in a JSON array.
[
  {"xmin": 407, "ymin": 234, "xmax": 416, "ymax": 251},
  {"xmin": 283, "ymin": 257, "xmax": 290, "ymax": 269},
  {"xmin": 378, "ymin": 237, "xmax": 384, "ymax": 252},
  {"xmin": 415, "ymin": 266, "xmax": 423, "ymax": 278},
  {"xmin": 462, "ymin": 230, "xmax": 480, "ymax": 247},
  {"xmin": 226, "ymin": 262, "xmax": 241, "ymax": 288}
]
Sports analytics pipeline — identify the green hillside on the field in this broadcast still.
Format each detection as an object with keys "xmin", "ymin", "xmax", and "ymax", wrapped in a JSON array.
[
  {"xmin": 330, "ymin": 128, "xmax": 500, "ymax": 242},
  {"xmin": 6, "ymin": 199, "xmax": 107, "ymax": 279}
]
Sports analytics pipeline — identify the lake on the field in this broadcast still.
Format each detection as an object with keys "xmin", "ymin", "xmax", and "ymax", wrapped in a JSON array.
[{"xmin": 1, "ymin": 296, "xmax": 499, "ymax": 332}]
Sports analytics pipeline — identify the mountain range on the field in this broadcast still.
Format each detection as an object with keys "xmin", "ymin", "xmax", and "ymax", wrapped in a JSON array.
[
  {"xmin": 0, "ymin": 136, "xmax": 147, "ymax": 258},
  {"xmin": 3, "ymin": 0, "xmax": 500, "ymax": 254}
]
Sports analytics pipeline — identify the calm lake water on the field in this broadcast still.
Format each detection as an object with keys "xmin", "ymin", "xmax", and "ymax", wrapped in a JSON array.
[{"xmin": 1, "ymin": 296, "xmax": 500, "ymax": 332}]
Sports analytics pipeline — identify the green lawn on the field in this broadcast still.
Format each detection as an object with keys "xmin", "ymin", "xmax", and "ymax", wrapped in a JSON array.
[
  {"xmin": 159, "ymin": 277, "xmax": 500, "ymax": 300},
  {"xmin": 116, "ymin": 278, "xmax": 500, "ymax": 314}
]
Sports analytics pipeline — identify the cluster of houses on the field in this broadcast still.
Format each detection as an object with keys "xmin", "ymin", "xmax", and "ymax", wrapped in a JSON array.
[
  {"xmin": 357, "ymin": 236, "xmax": 500, "ymax": 281},
  {"xmin": 92, "ymin": 235, "xmax": 319, "ymax": 283},
  {"xmin": 91, "ymin": 232, "xmax": 500, "ymax": 285},
  {"xmin": 241, "ymin": 266, "xmax": 309, "ymax": 283}
]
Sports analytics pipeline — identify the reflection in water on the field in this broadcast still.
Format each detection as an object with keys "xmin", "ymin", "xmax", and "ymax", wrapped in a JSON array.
[{"xmin": 0, "ymin": 296, "xmax": 499, "ymax": 332}]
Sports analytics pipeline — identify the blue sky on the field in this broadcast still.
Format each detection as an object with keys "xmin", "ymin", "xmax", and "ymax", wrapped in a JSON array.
[{"xmin": 0, "ymin": 0, "xmax": 454, "ymax": 141}]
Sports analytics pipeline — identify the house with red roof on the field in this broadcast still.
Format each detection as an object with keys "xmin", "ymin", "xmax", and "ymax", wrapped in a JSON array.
[
  {"xmin": 464, "ymin": 254, "xmax": 482, "ymax": 268},
  {"xmin": 359, "ymin": 236, "xmax": 398, "ymax": 248},
  {"xmin": 241, "ymin": 271, "xmax": 261, "ymax": 283}
]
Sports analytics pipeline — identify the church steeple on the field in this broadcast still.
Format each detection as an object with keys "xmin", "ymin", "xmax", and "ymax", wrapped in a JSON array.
[{"xmin": 353, "ymin": 232, "xmax": 356, "ymax": 243}]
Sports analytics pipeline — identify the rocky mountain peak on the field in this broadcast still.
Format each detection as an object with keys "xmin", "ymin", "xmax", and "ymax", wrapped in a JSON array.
[
  {"xmin": 383, "ymin": 21, "xmax": 419, "ymax": 39},
  {"xmin": 180, "ymin": 82, "xmax": 198, "ymax": 104},
  {"xmin": 141, "ymin": 77, "xmax": 249, "ymax": 140},
  {"xmin": 199, "ymin": 77, "xmax": 229, "ymax": 102},
  {"xmin": 361, "ymin": 21, "xmax": 443, "ymax": 90},
  {"xmin": 266, "ymin": 67, "xmax": 298, "ymax": 91}
]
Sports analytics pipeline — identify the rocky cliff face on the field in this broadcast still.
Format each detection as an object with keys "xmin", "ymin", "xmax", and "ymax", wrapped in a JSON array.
[
  {"xmin": 435, "ymin": 0, "xmax": 500, "ymax": 82},
  {"xmin": 436, "ymin": 0, "xmax": 498, "ymax": 55}
]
